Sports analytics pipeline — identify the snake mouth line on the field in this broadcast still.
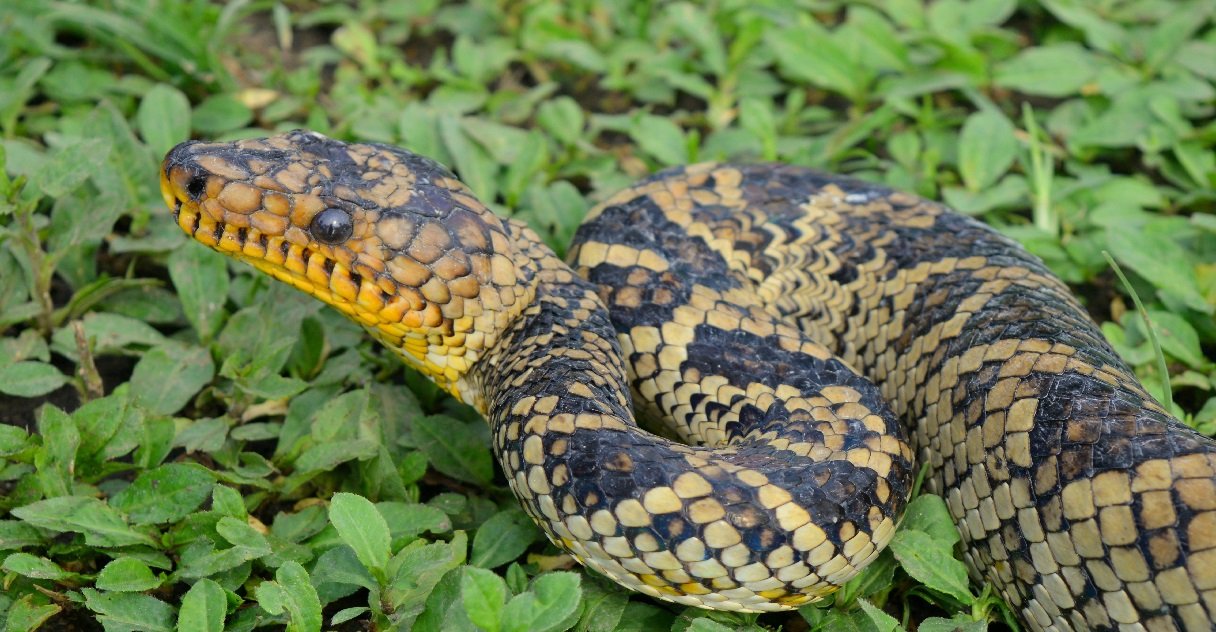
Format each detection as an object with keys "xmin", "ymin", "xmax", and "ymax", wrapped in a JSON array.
[{"xmin": 161, "ymin": 170, "xmax": 373, "ymax": 312}]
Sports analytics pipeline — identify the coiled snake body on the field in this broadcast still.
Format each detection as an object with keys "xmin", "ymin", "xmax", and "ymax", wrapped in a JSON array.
[{"xmin": 162, "ymin": 131, "xmax": 1216, "ymax": 631}]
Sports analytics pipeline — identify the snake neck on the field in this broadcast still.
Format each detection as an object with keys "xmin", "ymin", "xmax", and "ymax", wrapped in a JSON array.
[{"xmin": 463, "ymin": 221, "xmax": 633, "ymax": 423}]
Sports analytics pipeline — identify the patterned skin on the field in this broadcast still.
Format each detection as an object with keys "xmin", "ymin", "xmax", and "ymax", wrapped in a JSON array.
[{"xmin": 162, "ymin": 131, "xmax": 1216, "ymax": 630}]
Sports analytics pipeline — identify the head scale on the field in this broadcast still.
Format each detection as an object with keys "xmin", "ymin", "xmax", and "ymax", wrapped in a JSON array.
[{"xmin": 161, "ymin": 130, "xmax": 536, "ymax": 402}]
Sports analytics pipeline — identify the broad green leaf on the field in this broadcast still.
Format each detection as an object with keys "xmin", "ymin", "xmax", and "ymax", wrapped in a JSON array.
[
  {"xmin": 688, "ymin": 618, "xmax": 733, "ymax": 632},
  {"xmin": 461, "ymin": 566, "xmax": 508, "ymax": 632},
  {"xmin": 898, "ymin": 495, "xmax": 960, "ymax": 546},
  {"xmin": 192, "ymin": 94, "xmax": 253, "ymax": 134},
  {"xmin": 34, "ymin": 404, "xmax": 78, "ymax": 498},
  {"xmin": 1144, "ymin": 310, "xmax": 1208, "ymax": 369},
  {"xmin": 471, "ymin": 508, "xmax": 537, "ymax": 569},
  {"xmin": 81, "ymin": 588, "xmax": 175, "ymax": 632},
  {"xmin": 0, "ymin": 361, "xmax": 67, "ymax": 398},
  {"xmin": 216, "ymin": 516, "xmax": 271, "ymax": 551},
  {"xmin": 378, "ymin": 502, "xmax": 453, "ymax": 540},
  {"xmin": 110, "ymin": 463, "xmax": 215, "ymax": 524},
  {"xmin": 130, "ymin": 343, "xmax": 215, "ymax": 415},
  {"xmin": 311, "ymin": 545, "xmax": 378, "ymax": 592},
  {"xmin": 629, "ymin": 115, "xmax": 687, "ymax": 167},
  {"xmin": 993, "ymin": 44, "xmax": 1099, "ymax": 96},
  {"xmin": 386, "ymin": 531, "xmax": 469, "ymax": 620},
  {"xmin": 95, "ymin": 557, "xmax": 162, "ymax": 592},
  {"xmin": 268, "ymin": 561, "xmax": 323, "ymax": 632},
  {"xmin": 293, "ymin": 439, "xmax": 380, "ymax": 472},
  {"xmin": 137, "ymin": 83, "xmax": 191, "ymax": 156},
  {"xmin": 3, "ymin": 595, "xmax": 62, "ymax": 632},
  {"xmin": 34, "ymin": 136, "xmax": 112, "ymax": 199},
  {"xmin": 2, "ymin": 552, "xmax": 76, "ymax": 581},
  {"xmin": 957, "ymin": 110, "xmax": 1016, "ymax": 191},
  {"xmin": 1108, "ymin": 227, "xmax": 1210, "ymax": 313},
  {"xmin": 11, "ymin": 496, "xmax": 156, "ymax": 548},
  {"xmin": 574, "ymin": 579, "xmax": 628, "ymax": 632},
  {"xmin": 536, "ymin": 97, "xmax": 584, "ymax": 147},
  {"xmin": 211, "ymin": 484, "xmax": 247, "ymax": 519},
  {"xmin": 178, "ymin": 578, "xmax": 227, "ymax": 632},
  {"xmin": 329, "ymin": 492, "xmax": 391, "ymax": 582},
  {"xmin": 767, "ymin": 23, "xmax": 870, "ymax": 101},
  {"xmin": 918, "ymin": 616, "xmax": 987, "ymax": 632},
  {"xmin": 168, "ymin": 245, "xmax": 229, "ymax": 344},
  {"xmin": 889, "ymin": 530, "xmax": 973, "ymax": 604},
  {"xmin": 414, "ymin": 566, "xmax": 478, "ymax": 632},
  {"xmin": 412, "ymin": 415, "xmax": 493, "ymax": 485},
  {"xmin": 857, "ymin": 599, "xmax": 903, "ymax": 632},
  {"xmin": 501, "ymin": 572, "xmax": 582, "ymax": 632},
  {"xmin": 0, "ymin": 520, "xmax": 44, "ymax": 550}
]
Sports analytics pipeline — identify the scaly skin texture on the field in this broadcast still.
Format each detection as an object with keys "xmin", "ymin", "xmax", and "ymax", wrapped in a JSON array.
[{"xmin": 162, "ymin": 131, "xmax": 1216, "ymax": 630}]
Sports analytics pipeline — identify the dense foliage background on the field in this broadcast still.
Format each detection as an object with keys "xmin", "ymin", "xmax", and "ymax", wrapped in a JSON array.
[{"xmin": 1, "ymin": 0, "xmax": 1214, "ymax": 630}]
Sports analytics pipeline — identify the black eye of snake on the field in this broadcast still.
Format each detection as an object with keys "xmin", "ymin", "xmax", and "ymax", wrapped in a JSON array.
[{"xmin": 310, "ymin": 207, "xmax": 353, "ymax": 244}]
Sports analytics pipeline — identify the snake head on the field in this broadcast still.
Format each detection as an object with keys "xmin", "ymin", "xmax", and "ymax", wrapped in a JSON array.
[{"xmin": 160, "ymin": 130, "xmax": 536, "ymax": 398}]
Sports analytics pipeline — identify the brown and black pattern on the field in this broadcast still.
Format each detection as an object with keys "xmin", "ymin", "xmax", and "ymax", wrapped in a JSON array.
[{"xmin": 162, "ymin": 132, "xmax": 1216, "ymax": 629}]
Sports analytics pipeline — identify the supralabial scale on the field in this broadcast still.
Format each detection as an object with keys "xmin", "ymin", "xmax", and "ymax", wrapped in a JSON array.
[{"xmin": 162, "ymin": 131, "xmax": 1216, "ymax": 631}]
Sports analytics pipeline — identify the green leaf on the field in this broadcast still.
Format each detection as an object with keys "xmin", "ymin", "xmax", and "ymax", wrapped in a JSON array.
[
  {"xmin": 178, "ymin": 578, "xmax": 228, "ymax": 632},
  {"xmin": 211, "ymin": 484, "xmax": 248, "ymax": 519},
  {"xmin": 0, "ymin": 361, "xmax": 67, "ymax": 398},
  {"xmin": 168, "ymin": 245, "xmax": 229, "ymax": 344},
  {"xmin": 329, "ymin": 492, "xmax": 391, "ymax": 582},
  {"xmin": 95, "ymin": 557, "xmax": 162, "ymax": 592},
  {"xmin": 215, "ymin": 516, "xmax": 271, "ymax": 551},
  {"xmin": 11, "ymin": 496, "xmax": 157, "ymax": 548},
  {"xmin": 898, "ymin": 495, "xmax": 960, "ymax": 546},
  {"xmin": 260, "ymin": 561, "xmax": 323, "ymax": 632},
  {"xmin": 1144, "ymin": 310, "xmax": 1208, "ymax": 369},
  {"xmin": 0, "ymin": 520, "xmax": 45, "ymax": 550},
  {"xmin": 110, "ymin": 463, "xmax": 215, "ymax": 524},
  {"xmin": 3, "ymin": 595, "xmax": 62, "ymax": 632},
  {"xmin": 574, "ymin": 579, "xmax": 628, "ymax": 632},
  {"xmin": 993, "ymin": 44, "xmax": 1099, "ymax": 96},
  {"xmin": 501, "ymin": 572, "xmax": 582, "ymax": 632},
  {"xmin": 192, "ymin": 94, "xmax": 253, "ymax": 134},
  {"xmin": 957, "ymin": 110, "xmax": 1016, "ymax": 192},
  {"xmin": 889, "ymin": 530, "xmax": 973, "ymax": 604},
  {"xmin": 2, "ymin": 552, "xmax": 76, "ymax": 581},
  {"xmin": 412, "ymin": 415, "xmax": 493, "ymax": 485},
  {"xmin": 767, "ymin": 23, "xmax": 869, "ymax": 101},
  {"xmin": 461, "ymin": 566, "xmax": 509, "ymax": 632},
  {"xmin": 293, "ymin": 439, "xmax": 380, "ymax": 472},
  {"xmin": 137, "ymin": 83, "xmax": 191, "ymax": 156},
  {"xmin": 129, "ymin": 343, "xmax": 215, "ymax": 415},
  {"xmin": 311, "ymin": 545, "xmax": 378, "ymax": 592},
  {"xmin": 471, "ymin": 508, "xmax": 537, "ymax": 569},
  {"xmin": 629, "ymin": 115, "xmax": 687, "ymax": 167},
  {"xmin": 82, "ymin": 588, "xmax": 175, "ymax": 632},
  {"xmin": 536, "ymin": 97, "xmax": 584, "ymax": 147},
  {"xmin": 1108, "ymin": 227, "xmax": 1210, "ymax": 313},
  {"xmin": 688, "ymin": 618, "xmax": 734, "ymax": 632},
  {"xmin": 33, "ymin": 136, "xmax": 112, "ymax": 201},
  {"xmin": 386, "ymin": 531, "xmax": 469, "ymax": 619},
  {"xmin": 34, "ymin": 404, "xmax": 78, "ymax": 498},
  {"xmin": 918, "ymin": 616, "xmax": 987, "ymax": 632},
  {"xmin": 378, "ymin": 502, "xmax": 453, "ymax": 540},
  {"xmin": 857, "ymin": 599, "xmax": 903, "ymax": 632}
]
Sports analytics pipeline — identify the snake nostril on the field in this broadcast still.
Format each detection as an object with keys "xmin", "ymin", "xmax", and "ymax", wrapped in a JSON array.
[{"xmin": 186, "ymin": 175, "xmax": 207, "ymax": 200}]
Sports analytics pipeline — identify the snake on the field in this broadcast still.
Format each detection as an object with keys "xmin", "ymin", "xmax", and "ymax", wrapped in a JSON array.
[{"xmin": 160, "ymin": 130, "xmax": 1216, "ymax": 631}]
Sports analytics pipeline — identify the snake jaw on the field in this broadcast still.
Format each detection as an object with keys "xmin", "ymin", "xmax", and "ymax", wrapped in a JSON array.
[{"xmin": 162, "ymin": 131, "xmax": 540, "ymax": 403}]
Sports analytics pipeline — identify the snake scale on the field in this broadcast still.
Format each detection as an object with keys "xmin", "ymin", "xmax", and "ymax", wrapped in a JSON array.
[{"xmin": 161, "ymin": 131, "xmax": 1216, "ymax": 631}]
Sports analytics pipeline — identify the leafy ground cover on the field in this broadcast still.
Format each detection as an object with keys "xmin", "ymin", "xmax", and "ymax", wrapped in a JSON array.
[{"xmin": 1, "ymin": 0, "xmax": 1214, "ymax": 630}]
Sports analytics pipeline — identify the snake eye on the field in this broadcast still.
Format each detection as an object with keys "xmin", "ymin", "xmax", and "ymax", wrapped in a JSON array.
[
  {"xmin": 310, "ymin": 208, "xmax": 353, "ymax": 244},
  {"xmin": 186, "ymin": 176, "xmax": 207, "ymax": 200}
]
